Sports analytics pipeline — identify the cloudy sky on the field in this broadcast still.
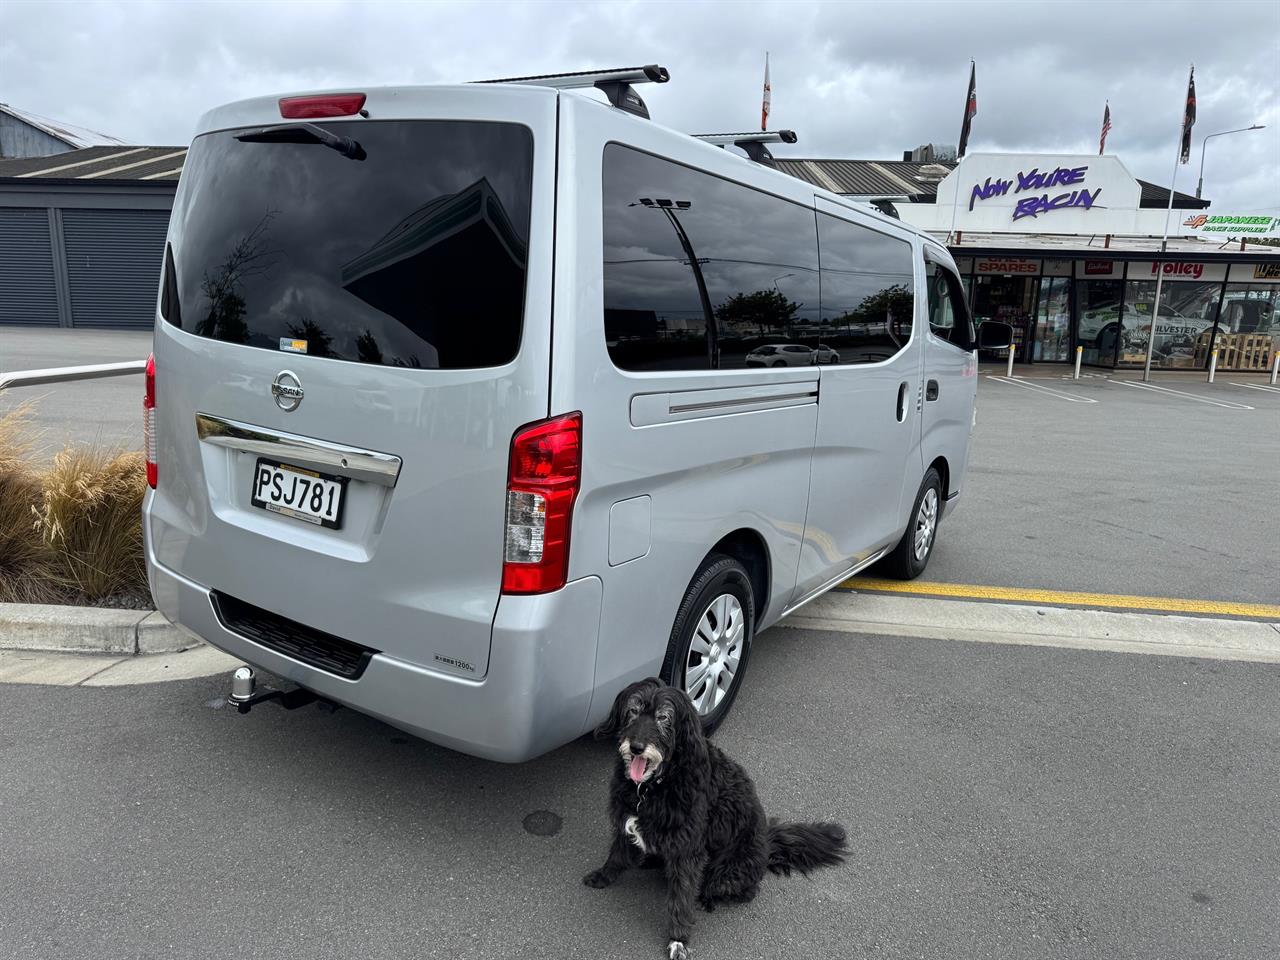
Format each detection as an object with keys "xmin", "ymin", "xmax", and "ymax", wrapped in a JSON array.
[{"xmin": 2, "ymin": 0, "xmax": 1277, "ymax": 209}]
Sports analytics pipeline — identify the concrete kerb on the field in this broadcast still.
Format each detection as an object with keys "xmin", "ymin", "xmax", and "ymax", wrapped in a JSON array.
[
  {"xmin": 0, "ymin": 603, "xmax": 196, "ymax": 656},
  {"xmin": 785, "ymin": 591, "xmax": 1280, "ymax": 664}
]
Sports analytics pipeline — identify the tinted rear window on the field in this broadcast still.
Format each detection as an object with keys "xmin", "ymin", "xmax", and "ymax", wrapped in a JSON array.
[{"xmin": 167, "ymin": 120, "xmax": 533, "ymax": 368}]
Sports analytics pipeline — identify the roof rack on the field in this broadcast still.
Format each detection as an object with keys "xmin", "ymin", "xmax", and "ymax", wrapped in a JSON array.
[
  {"xmin": 691, "ymin": 130, "xmax": 797, "ymax": 165},
  {"xmin": 475, "ymin": 65, "xmax": 670, "ymax": 119}
]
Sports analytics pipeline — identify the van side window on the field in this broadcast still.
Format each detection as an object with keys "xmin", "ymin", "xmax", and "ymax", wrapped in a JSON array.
[
  {"xmin": 602, "ymin": 144, "xmax": 820, "ymax": 371},
  {"xmin": 925, "ymin": 261, "xmax": 975, "ymax": 350},
  {"xmin": 814, "ymin": 214, "xmax": 915, "ymax": 365}
]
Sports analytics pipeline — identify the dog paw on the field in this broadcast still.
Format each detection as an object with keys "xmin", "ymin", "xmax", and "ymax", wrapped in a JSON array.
[
  {"xmin": 666, "ymin": 941, "xmax": 689, "ymax": 960},
  {"xmin": 582, "ymin": 870, "xmax": 613, "ymax": 889}
]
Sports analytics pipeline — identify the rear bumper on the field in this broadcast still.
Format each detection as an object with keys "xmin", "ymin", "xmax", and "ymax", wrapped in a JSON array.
[{"xmin": 145, "ymin": 511, "xmax": 603, "ymax": 763}]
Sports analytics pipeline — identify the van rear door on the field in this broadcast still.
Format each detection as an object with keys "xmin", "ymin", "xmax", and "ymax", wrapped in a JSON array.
[{"xmin": 147, "ymin": 87, "xmax": 557, "ymax": 680}]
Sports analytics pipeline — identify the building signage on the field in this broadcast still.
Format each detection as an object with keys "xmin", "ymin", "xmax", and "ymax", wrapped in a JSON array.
[
  {"xmin": 969, "ymin": 164, "xmax": 1101, "ymax": 221},
  {"xmin": 1083, "ymin": 260, "xmax": 1114, "ymax": 275},
  {"xmin": 1132, "ymin": 261, "xmax": 1227, "ymax": 283},
  {"xmin": 974, "ymin": 257, "xmax": 1040, "ymax": 275},
  {"xmin": 1181, "ymin": 213, "xmax": 1280, "ymax": 237},
  {"xmin": 1254, "ymin": 263, "xmax": 1280, "ymax": 280}
]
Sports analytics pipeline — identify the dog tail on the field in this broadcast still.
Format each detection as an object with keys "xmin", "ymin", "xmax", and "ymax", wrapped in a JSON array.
[{"xmin": 766, "ymin": 818, "xmax": 847, "ymax": 877}]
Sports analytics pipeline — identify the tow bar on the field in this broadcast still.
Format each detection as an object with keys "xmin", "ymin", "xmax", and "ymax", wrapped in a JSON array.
[{"xmin": 227, "ymin": 666, "xmax": 339, "ymax": 715}]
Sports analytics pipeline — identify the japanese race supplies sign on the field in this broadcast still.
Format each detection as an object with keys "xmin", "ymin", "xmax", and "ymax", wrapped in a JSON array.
[{"xmin": 1180, "ymin": 214, "xmax": 1280, "ymax": 238}]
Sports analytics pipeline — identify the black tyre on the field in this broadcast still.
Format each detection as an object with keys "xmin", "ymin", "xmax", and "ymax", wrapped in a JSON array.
[
  {"xmin": 882, "ymin": 468, "xmax": 942, "ymax": 580},
  {"xmin": 660, "ymin": 554, "xmax": 755, "ymax": 734}
]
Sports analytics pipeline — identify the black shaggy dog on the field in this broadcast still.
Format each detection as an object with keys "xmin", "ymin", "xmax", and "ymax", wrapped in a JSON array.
[{"xmin": 584, "ymin": 678, "xmax": 847, "ymax": 959}]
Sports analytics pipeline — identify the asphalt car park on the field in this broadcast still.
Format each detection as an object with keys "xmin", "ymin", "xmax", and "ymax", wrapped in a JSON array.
[
  {"xmin": 3, "ymin": 625, "xmax": 1279, "ymax": 960},
  {"xmin": 902, "ymin": 365, "xmax": 1280, "ymax": 606}
]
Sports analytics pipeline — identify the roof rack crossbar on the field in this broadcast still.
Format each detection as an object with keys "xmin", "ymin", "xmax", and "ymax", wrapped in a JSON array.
[
  {"xmin": 692, "ymin": 130, "xmax": 798, "ymax": 166},
  {"xmin": 475, "ymin": 65, "xmax": 669, "ymax": 119}
]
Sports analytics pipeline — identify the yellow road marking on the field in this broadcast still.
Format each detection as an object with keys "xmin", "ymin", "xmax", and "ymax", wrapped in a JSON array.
[{"xmin": 839, "ymin": 578, "xmax": 1280, "ymax": 620}]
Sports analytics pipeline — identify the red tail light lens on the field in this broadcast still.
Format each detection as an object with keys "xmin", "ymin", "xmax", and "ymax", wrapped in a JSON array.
[
  {"xmin": 278, "ymin": 93, "xmax": 367, "ymax": 119},
  {"xmin": 143, "ymin": 353, "xmax": 157, "ymax": 489},
  {"xmin": 502, "ymin": 413, "xmax": 582, "ymax": 595}
]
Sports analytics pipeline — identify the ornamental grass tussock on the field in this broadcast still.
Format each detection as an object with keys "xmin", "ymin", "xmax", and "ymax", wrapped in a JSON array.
[{"xmin": 0, "ymin": 406, "xmax": 149, "ymax": 606}]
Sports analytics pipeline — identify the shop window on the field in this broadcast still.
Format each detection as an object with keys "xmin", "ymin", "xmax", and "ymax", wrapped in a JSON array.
[
  {"xmin": 1120, "ymin": 280, "xmax": 1221, "ymax": 369},
  {"xmin": 1076, "ymin": 279, "xmax": 1124, "ymax": 366},
  {"xmin": 1033, "ymin": 277, "xmax": 1072, "ymax": 362},
  {"xmin": 1216, "ymin": 283, "xmax": 1279, "ymax": 371}
]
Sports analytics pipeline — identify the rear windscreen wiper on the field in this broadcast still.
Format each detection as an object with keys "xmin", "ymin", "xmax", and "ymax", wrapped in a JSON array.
[{"xmin": 235, "ymin": 123, "xmax": 366, "ymax": 161}]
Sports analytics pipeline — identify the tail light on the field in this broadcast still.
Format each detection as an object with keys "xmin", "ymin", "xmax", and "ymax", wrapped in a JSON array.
[
  {"xmin": 279, "ymin": 93, "xmax": 366, "ymax": 119},
  {"xmin": 501, "ymin": 413, "xmax": 582, "ymax": 595},
  {"xmin": 143, "ymin": 353, "xmax": 157, "ymax": 489}
]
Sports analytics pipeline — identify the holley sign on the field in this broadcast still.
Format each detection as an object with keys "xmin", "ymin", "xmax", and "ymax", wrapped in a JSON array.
[
  {"xmin": 1133, "ymin": 260, "xmax": 1227, "ymax": 283},
  {"xmin": 970, "ymin": 165, "xmax": 1102, "ymax": 221}
]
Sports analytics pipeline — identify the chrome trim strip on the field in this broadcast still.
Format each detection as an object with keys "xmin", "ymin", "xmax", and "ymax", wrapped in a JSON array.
[
  {"xmin": 668, "ymin": 389, "xmax": 818, "ymax": 415},
  {"xmin": 779, "ymin": 547, "xmax": 890, "ymax": 619},
  {"xmin": 195, "ymin": 413, "xmax": 402, "ymax": 487}
]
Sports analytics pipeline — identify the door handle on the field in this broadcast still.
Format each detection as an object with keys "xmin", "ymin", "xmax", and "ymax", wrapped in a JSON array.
[
  {"xmin": 926, "ymin": 379, "xmax": 940, "ymax": 401},
  {"xmin": 896, "ymin": 382, "xmax": 909, "ymax": 422}
]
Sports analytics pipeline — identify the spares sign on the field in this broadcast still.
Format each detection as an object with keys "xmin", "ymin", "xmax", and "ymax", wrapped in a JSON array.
[{"xmin": 974, "ymin": 257, "xmax": 1040, "ymax": 275}]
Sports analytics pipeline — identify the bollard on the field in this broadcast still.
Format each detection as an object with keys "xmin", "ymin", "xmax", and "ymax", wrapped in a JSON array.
[
  {"xmin": 1207, "ymin": 349, "xmax": 1218, "ymax": 383},
  {"xmin": 1074, "ymin": 345, "xmax": 1083, "ymax": 380},
  {"xmin": 1006, "ymin": 343, "xmax": 1016, "ymax": 378},
  {"xmin": 1271, "ymin": 353, "xmax": 1279, "ymax": 386}
]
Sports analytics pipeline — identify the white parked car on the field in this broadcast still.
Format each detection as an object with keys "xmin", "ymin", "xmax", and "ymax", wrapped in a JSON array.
[{"xmin": 745, "ymin": 343, "xmax": 839, "ymax": 366}]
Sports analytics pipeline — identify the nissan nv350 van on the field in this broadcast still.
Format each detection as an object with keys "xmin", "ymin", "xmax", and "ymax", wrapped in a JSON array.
[{"xmin": 143, "ymin": 67, "xmax": 1009, "ymax": 761}]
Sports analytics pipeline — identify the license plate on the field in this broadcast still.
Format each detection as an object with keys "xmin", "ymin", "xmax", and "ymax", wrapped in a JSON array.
[{"xmin": 250, "ymin": 459, "xmax": 347, "ymax": 529}]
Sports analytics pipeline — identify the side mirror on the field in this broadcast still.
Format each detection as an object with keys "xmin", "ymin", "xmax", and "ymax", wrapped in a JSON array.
[{"xmin": 978, "ymin": 321, "xmax": 1014, "ymax": 351}]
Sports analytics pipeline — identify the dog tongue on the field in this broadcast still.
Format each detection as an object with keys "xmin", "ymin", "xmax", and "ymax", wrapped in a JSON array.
[{"xmin": 628, "ymin": 756, "xmax": 648, "ymax": 783}]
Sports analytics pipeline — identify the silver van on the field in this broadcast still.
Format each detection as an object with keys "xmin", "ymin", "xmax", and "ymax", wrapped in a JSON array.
[{"xmin": 144, "ymin": 67, "xmax": 1009, "ymax": 761}]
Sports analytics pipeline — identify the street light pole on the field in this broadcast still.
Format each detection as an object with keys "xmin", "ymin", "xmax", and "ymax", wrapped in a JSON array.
[{"xmin": 1197, "ymin": 124, "xmax": 1266, "ymax": 198}]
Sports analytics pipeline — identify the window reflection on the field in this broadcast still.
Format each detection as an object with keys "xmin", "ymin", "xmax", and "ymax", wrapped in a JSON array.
[
  {"xmin": 170, "ymin": 121, "xmax": 533, "ymax": 369},
  {"xmin": 815, "ymin": 214, "xmax": 915, "ymax": 364},
  {"xmin": 603, "ymin": 144, "xmax": 819, "ymax": 372}
]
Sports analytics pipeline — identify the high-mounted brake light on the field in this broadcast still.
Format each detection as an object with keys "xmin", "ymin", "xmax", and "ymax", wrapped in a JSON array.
[
  {"xmin": 279, "ymin": 93, "xmax": 367, "ymax": 119},
  {"xmin": 143, "ymin": 353, "xmax": 157, "ymax": 489},
  {"xmin": 501, "ymin": 413, "xmax": 582, "ymax": 595}
]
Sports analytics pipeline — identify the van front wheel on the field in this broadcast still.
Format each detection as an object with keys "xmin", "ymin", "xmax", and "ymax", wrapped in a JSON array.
[
  {"xmin": 660, "ymin": 555, "xmax": 755, "ymax": 734},
  {"xmin": 883, "ymin": 468, "xmax": 942, "ymax": 580}
]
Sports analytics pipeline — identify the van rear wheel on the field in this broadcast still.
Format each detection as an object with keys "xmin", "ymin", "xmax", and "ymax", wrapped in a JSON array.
[
  {"xmin": 660, "ymin": 555, "xmax": 755, "ymax": 735},
  {"xmin": 882, "ymin": 468, "xmax": 942, "ymax": 580}
]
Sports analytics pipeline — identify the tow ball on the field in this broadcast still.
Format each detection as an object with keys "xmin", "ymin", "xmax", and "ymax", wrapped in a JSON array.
[{"xmin": 227, "ymin": 666, "xmax": 338, "ymax": 715}]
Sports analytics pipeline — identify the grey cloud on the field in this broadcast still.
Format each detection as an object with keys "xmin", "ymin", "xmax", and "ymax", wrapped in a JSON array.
[{"xmin": 1, "ymin": 0, "xmax": 1276, "ymax": 209}]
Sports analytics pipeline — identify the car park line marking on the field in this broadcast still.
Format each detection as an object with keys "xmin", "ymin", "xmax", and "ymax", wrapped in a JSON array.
[
  {"xmin": 1229, "ymin": 381, "xmax": 1280, "ymax": 395},
  {"xmin": 1109, "ymin": 379, "xmax": 1254, "ymax": 410},
  {"xmin": 985, "ymin": 376, "xmax": 1097, "ymax": 403},
  {"xmin": 840, "ymin": 578, "xmax": 1280, "ymax": 620}
]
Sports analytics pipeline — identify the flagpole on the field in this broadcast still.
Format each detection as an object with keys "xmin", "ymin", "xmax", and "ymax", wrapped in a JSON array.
[
  {"xmin": 1143, "ymin": 65, "xmax": 1192, "ymax": 383},
  {"xmin": 948, "ymin": 59, "xmax": 974, "ymax": 244}
]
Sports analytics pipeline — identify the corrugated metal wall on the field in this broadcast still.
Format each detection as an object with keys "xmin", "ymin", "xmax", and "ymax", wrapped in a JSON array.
[
  {"xmin": 63, "ymin": 209, "xmax": 169, "ymax": 328},
  {"xmin": 0, "ymin": 207, "xmax": 60, "ymax": 325}
]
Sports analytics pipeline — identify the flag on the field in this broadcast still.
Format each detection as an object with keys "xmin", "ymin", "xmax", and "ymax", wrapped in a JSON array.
[
  {"xmin": 957, "ymin": 60, "xmax": 977, "ymax": 158},
  {"xmin": 761, "ymin": 53, "xmax": 771, "ymax": 131},
  {"xmin": 1179, "ymin": 65, "xmax": 1196, "ymax": 163},
  {"xmin": 1099, "ymin": 102, "xmax": 1112, "ymax": 155}
]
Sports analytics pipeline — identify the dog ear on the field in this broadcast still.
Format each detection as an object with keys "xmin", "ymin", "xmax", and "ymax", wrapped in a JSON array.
[
  {"xmin": 593, "ymin": 677, "xmax": 662, "ymax": 739},
  {"xmin": 663, "ymin": 686, "xmax": 709, "ymax": 767}
]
